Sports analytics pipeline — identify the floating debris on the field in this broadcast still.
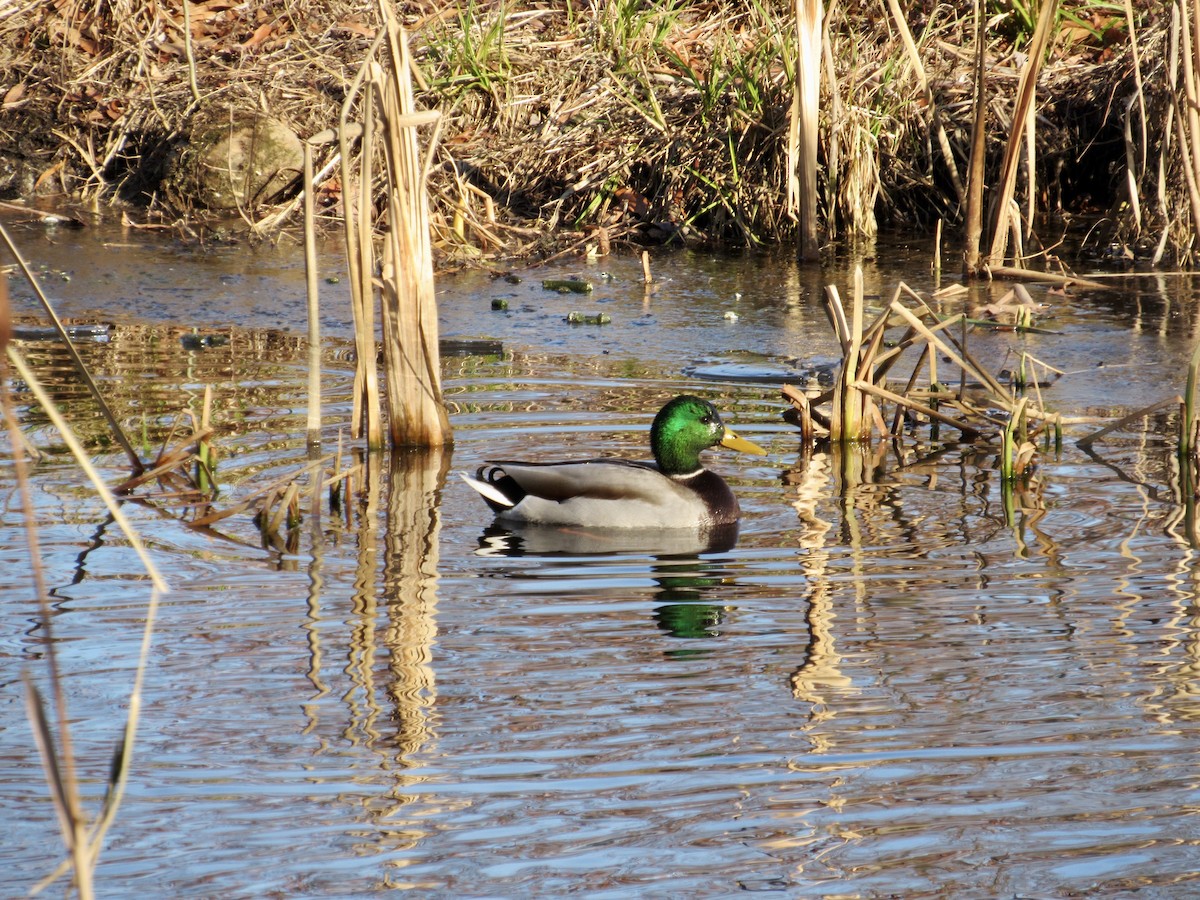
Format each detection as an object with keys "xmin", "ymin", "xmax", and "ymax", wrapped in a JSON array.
[
  {"xmin": 543, "ymin": 278, "xmax": 593, "ymax": 294},
  {"xmin": 491, "ymin": 298, "xmax": 509, "ymax": 310},
  {"xmin": 439, "ymin": 338, "xmax": 504, "ymax": 356},
  {"xmin": 566, "ymin": 311, "xmax": 610, "ymax": 325}
]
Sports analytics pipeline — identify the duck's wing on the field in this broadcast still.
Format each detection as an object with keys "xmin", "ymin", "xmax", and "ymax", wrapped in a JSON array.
[{"xmin": 485, "ymin": 458, "xmax": 667, "ymax": 503}]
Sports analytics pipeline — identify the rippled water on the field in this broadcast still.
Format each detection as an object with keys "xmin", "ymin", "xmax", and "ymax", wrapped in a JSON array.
[{"xmin": 4, "ymin": 219, "xmax": 1200, "ymax": 896}]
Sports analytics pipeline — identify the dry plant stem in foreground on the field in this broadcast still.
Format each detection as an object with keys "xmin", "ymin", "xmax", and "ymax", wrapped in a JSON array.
[
  {"xmin": 340, "ymin": 32, "xmax": 386, "ymax": 450},
  {"xmin": 985, "ymin": 0, "xmax": 1058, "ymax": 268},
  {"xmin": 338, "ymin": 9, "xmax": 451, "ymax": 450},
  {"xmin": 303, "ymin": 142, "xmax": 322, "ymax": 451},
  {"xmin": 4, "ymin": 327, "xmax": 167, "ymax": 896},
  {"xmin": 963, "ymin": 0, "xmax": 988, "ymax": 277},
  {"xmin": 790, "ymin": 0, "xmax": 823, "ymax": 261}
]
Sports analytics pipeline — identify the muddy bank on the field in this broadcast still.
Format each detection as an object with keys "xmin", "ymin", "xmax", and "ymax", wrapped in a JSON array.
[{"xmin": 0, "ymin": 1, "xmax": 1162, "ymax": 262}]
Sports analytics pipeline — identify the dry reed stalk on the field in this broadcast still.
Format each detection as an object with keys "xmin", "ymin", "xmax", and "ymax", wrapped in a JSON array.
[
  {"xmin": 1171, "ymin": 2, "xmax": 1200, "ymax": 242},
  {"xmin": 375, "ymin": 0, "xmax": 452, "ymax": 448},
  {"xmin": 0, "ymin": 280, "xmax": 91, "ymax": 892},
  {"xmin": 985, "ymin": 0, "xmax": 1058, "ymax": 267},
  {"xmin": 1023, "ymin": 88, "xmax": 1036, "ymax": 244},
  {"xmin": 885, "ymin": 0, "xmax": 965, "ymax": 207},
  {"xmin": 891, "ymin": 341, "xmax": 933, "ymax": 436},
  {"xmin": 303, "ymin": 142, "xmax": 322, "ymax": 450},
  {"xmin": 963, "ymin": 0, "xmax": 988, "ymax": 276},
  {"xmin": 7, "ymin": 341, "xmax": 167, "ymax": 898},
  {"xmin": 1155, "ymin": 8, "xmax": 1181, "ymax": 246},
  {"xmin": 853, "ymin": 380, "xmax": 983, "ymax": 439},
  {"xmin": 0, "ymin": 271, "xmax": 8, "ymax": 352},
  {"xmin": 985, "ymin": 266, "xmax": 1109, "ymax": 290},
  {"xmin": 6, "ymin": 349, "xmax": 168, "ymax": 588},
  {"xmin": 1123, "ymin": 0, "xmax": 1147, "ymax": 173},
  {"xmin": 820, "ymin": 24, "xmax": 842, "ymax": 237},
  {"xmin": 790, "ymin": 0, "xmax": 823, "ymax": 260},
  {"xmin": 1076, "ymin": 397, "xmax": 1179, "ymax": 451},
  {"xmin": 843, "ymin": 269, "xmax": 865, "ymax": 437},
  {"xmin": 887, "ymin": 300, "xmax": 1009, "ymax": 399},
  {"xmin": 1122, "ymin": 92, "xmax": 1144, "ymax": 237},
  {"xmin": 189, "ymin": 457, "xmax": 331, "ymax": 529},
  {"xmin": 782, "ymin": 383, "xmax": 817, "ymax": 443},
  {"xmin": 783, "ymin": 265, "xmax": 1100, "ymax": 448},
  {"xmin": 821, "ymin": 268, "xmax": 884, "ymax": 441},
  {"xmin": 111, "ymin": 427, "xmax": 213, "ymax": 499},
  {"xmin": 341, "ymin": 32, "xmax": 386, "ymax": 449},
  {"xmin": 824, "ymin": 287, "xmax": 847, "ymax": 438}
]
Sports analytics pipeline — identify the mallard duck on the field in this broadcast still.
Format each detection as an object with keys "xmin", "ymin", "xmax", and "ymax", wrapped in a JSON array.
[{"xmin": 461, "ymin": 395, "xmax": 767, "ymax": 529}]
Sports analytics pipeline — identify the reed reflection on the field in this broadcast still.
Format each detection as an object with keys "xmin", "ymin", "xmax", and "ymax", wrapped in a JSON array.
[
  {"xmin": 380, "ymin": 448, "xmax": 449, "ymax": 759},
  {"xmin": 299, "ymin": 448, "xmax": 449, "ymax": 857},
  {"xmin": 784, "ymin": 447, "xmax": 852, "ymax": 708}
]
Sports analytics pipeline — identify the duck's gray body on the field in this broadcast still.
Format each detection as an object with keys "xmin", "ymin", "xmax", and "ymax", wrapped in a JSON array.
[{"xmin": 464, "ymin": 458, "xmax": 739, "ymax": 529}]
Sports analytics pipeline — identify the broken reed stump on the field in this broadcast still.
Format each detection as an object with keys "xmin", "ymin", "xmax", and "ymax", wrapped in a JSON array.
[
  {"xmin": 335, "ymin": 5, "xmax": 452, "ymax": 451},
  {"xmin": 375, "ymin": 7, "xmax": 451, "ymax": 449}
]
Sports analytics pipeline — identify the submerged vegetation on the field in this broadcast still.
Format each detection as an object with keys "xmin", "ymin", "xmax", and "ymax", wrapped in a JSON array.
[{"xmin": 0, "ymin": 0, "xmax": 1192, "ymax": 263}]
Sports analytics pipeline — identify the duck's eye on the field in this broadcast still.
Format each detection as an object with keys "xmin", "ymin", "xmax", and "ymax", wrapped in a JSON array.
[{"xmin": 700, "ymin": 415, "xmax": 712, "ymax": 425}]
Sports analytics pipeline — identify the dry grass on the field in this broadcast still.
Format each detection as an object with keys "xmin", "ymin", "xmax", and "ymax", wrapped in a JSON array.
[{"xmin": 0, "ymin": 0, "xmax": 1173, "ymax": 260}]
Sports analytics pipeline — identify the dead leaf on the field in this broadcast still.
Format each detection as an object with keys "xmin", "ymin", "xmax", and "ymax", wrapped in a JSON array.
[
  {"xmin": 240, "ymin": 21, "xmax": 274, "ymax": 50},
  {"xmin": 34, "ymin": 160, "xmax": 65, "ymax": 193},
  {"xmin": 615, "ymin": 186, "xmax": 651, "ymax": 219},
  {"xmin": 3, "ymin": 83, "xmax": 27, "ymax": 106},
  {"xmin": 335, "ymin": 19, "xmax": 375, "ymax": 38}
]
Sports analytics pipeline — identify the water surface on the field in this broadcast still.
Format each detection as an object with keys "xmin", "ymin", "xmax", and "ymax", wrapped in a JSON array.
[{"xmin": 3, "ymin": 218, "xmax": 1200, "ymax": 896}]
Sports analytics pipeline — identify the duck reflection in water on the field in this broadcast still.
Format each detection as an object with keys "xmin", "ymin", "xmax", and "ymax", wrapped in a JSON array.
[
  {"xmin": 651, "ymin": 564, "xmax": 730, "ymax": 644},
  {"xmin": 475, "ymin": 520, "xmax": 739, "ymax": 557},
  {"xmin": 475, "ymin": 521, "xmax": 736, "ymax": 645}
]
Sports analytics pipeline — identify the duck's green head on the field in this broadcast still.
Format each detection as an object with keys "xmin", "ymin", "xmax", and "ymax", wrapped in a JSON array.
[{"xmin": 651, "ymin": 395, "xmax": 767, "ymax": 475}]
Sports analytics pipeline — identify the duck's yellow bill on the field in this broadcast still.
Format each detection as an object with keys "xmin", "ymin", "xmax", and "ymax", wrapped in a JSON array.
[{"xmin": 720, "ymin": 428, "xmax": 768, "ymax": 456}]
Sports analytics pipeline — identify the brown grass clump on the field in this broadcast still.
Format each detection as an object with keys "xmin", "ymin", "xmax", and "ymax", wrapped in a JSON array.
[{"xmin": 0, "ymin": 0, "xmax": 377, "ymax": 201}]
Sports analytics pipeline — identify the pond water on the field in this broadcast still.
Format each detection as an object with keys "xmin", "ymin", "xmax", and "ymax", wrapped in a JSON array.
[{"xmin": 4, "ymin": 216, "xmax": 1200, "ymax": 897}]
